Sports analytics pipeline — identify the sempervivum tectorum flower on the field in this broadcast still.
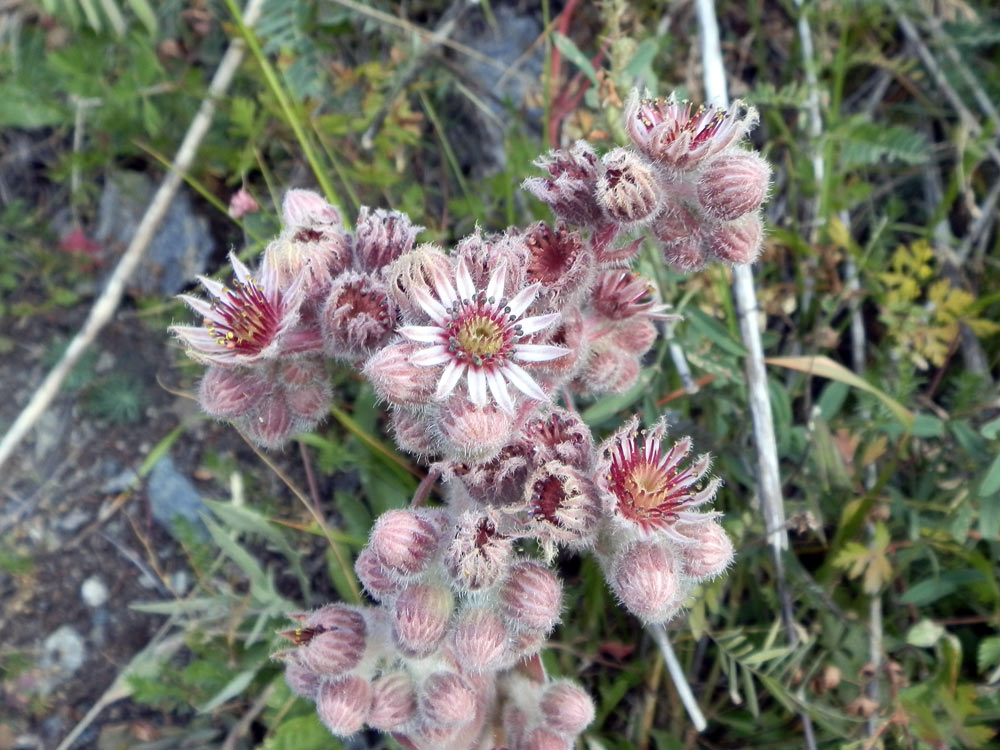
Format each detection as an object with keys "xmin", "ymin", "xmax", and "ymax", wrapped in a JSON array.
[
  {"xmin": 624, "ymin": 89, "xmax": 758, "ymax": 171},
  {"xmin": 522, "ymin": 140, "xmax": 607, "ymax": 229},
  {"xmin": 171, "ymin": 252, "xmax": 314, "ymax": 366},
  {"xmin": 521, "ymin": 461, "xmax": 601, "ymax": 558},
  {"xmin": 522, "ymin": 223, "xmax": 595, "ymax": 306},
  {"xmin": 595, "ymin": 147, "xmax": 664, "ymax": 228},
  {"xmin": 595, "ymin": 416, "xmax": 721, "ymax": 539},
  {"xmin": 398, "ymin": 258, "xmax": 568, "ymax": 413}
]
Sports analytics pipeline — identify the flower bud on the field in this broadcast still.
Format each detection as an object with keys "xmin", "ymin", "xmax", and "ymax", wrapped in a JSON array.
[
  {"xmin": 518, "ymin": 727, "xmax": 572, "ymax": 750},
  {"xmin": 355, "ymin": 548, "xmax": 402, "ymax": 601},
  {"xmin": 279, "ymin": 357, "xmax": 327, "ymax": 387},
  {"xmin": 436, "ymin": 401, "xmax": 515, "ymax": 464},
  {"xmin": 370, "ymin": 509, "xmax": 441, "ymax": 576},
  {"xmin": 364, "ymin": 343, "xmax": 439, "ymax": 407},
  {"xmin": 240, "ymin": 393, "xmax": 295, "ymax": 449},
  {"xmin": 299, "ymin": 605, "xmax": 368, "ymax": 676},
  {"xmin": 421, "ymin": 672, "xmax": 477, "ymax": 727},
  {"xmin": 575, "ymin": 345, "xmax": 640, "ymax": 395},
  {"xmin": 282, "ymin": 189, "xmax": 342, "ymax": 228},
  {"xmin": 384, "ymin": 245, "xmax": 454, "ymax": 323},
  {"xmin": 653, "ymin": 198, "xmax": 710, "ymax": 273},
  {"xmin": 522, "ymin": 140, "xmax": 606, "ymax": 228},
  {"xmin": 393, "ymin": 583, "xmax": 454, "ymax": 657},
  {"xmin": 696, "ymin": 152, "xmax": 771, "ymax": 221},
  {"xmin": 285, "ymin": 381, "xmax": 333, "ymax": 422},
  {"xmin": 316, "ymin": 675, "xmax": 372, "ymax": 736},
  {"xmin": 500, "ymin": 562, "xmax": 562, "ymax": 632},
  {"xmin": 611, "ymin": 541, "xmax": 682, "ymax": 623},
  {"xmin": 452, "ymin": 607, "xmax": 509, "ymax": 672},
  {"xmin": 368, "ymin": 672, "xmax": 417, "ymax": 730},
  {"xmin": 228, "ymin": 188, "xmax": 259, "ymax": 219},
  {"xmin": 321, "ymin": 273, "xmax": 396, "ymax": 362},
  {"xmin": 263, "ymin": 227, "xmax": 351, "ymax": 301},
  {"xmin": 677, "ymin": 520, "xmax": 734, "ymax": 581},
  {"xmin": 662, "ymin": 237, "xmax": 711, "ymax": 273},
  {"xmin": 198, "ymin": 366, "xmax": 269, "ymax": 419},
  {"xmin": 454, "ymin": 228, "xmax": 530, "ymax": 293},
  {"xmin": 525, "ymin": 462, "xmax": 601, "ymax": 552},
  {"xmin": 614, "ymin": 318, "xmax": 658, "ymax": 356},
  {"xmin": 595, "ymin": 148, "xmax": 663, "ymax": 227},
  {"xmin": 524, "ymin": 409, "xmax": 593, "ymax": 469},
  {"xmin": 284, "ymin": 658, "xmax": 320, "ymax": 699},
  {"xmin": 706, "ymin": 213, "xmax": 764, "ymax": 265},
  {"xmin": 354, "ymin": 206, "xmax": 421, "ymax": 273},
  {"xmin": 540, "ymin": 681, "xmax": 595, "ymax": 735},
  {"xmin": 444, "ymin": 514, "xmax": 513, "ymax": 592},
  {"xmin": 389, "ymin": 407, "xmax": 438, "ymax": 458}
]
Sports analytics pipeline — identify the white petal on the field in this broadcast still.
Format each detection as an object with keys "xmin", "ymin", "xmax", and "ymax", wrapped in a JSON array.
[
  {"xmin": 229, "ymin": 253, "xmax": 253, "ymax": 285},
  {"xmin": 486, "ymin": 262, "xmax": 506, "ymax": 301},
  {"xmin": 455, "ymin": 259, "xmax": 476, "ymax": 300},
  {"xmin": 430, "ymin": 263, "xmax": 458, "ymax": 307},
  {"xmin": 179, "ymin": 294, "xmax": 219, "ymax": 321},
  {"xmin": 198, "ymin": 275, "xmax": 227, "ymax": 299},
  {"xmin": 399, "ymin": 325, "xmax": 446, "ymax": 344},
  {"xmin": 436, "ymin": 359, "xmax": 466, "ymax": 399},
  {"xmin": 411, "ymin": 283, "xmax": 448, "ymax": 325},
  {"xmin": 500, "ymin": 361, "xmax": 548, "ymax": 402},
  {"xmin": 412, "ymin": 345, "xmax": 452, "ymax": 366},
  {"xmin": 512, "ymin": 344, "xmax": 570, "ymax": 362},
  {"xmin": 467, "ymin": 366, "xmax": 487, "ymax": 406},
  {"xmin": 517, "ymin": 312, "xmax": 560, "ymax": 335},
  {"xmin": 485, "ymin": 368, "xmax": 514, "ymax": 413},
  {"xmin": 507, "ymin": 282, "xmax": 541, "ymax": 318}
]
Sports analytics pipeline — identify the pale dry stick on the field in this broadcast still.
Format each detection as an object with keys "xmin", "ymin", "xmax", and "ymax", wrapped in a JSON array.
[
  {"xmin": 957, "ymin": 177, "xmax": 1000, "ymax": 265},
  {"xmin": 0, "ymin": 0, "xmax": 268, "ymax": 475},
  {"xmin": 648, "ymin": 624, "xmax": 707, "ymax": 732},
  {"xmin": 694, "ymin": 1, "xmax": 816, "ymax": 747}
]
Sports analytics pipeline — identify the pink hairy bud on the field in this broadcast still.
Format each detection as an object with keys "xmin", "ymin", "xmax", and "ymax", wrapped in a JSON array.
[
  {"xmin": 595, "ymin": 148, "xmax": 663, "ymax": 227},
  {"xmin": 354, "ymin": 548, "xmax": 403, "ymax": 601},
  {"xmin": 354, "ymin": 206, "xmax": 421, "ymax": 273},
  {"xmin": 296, "ymin": 605, "xmax": 367, "ymax": 675},
  {"xmin": 370, "ymin": 509, "xmax": 441, "ymax": 576},
  {"xmin": 697, "ymin": 152, "xmax": 771, "ymax": 221},
  {"xmin": 283, "ymin": 658, "xmax": 320, "ymax": 699},
  {"xmin": 510, "ymin": 628, "xmax": 545, "ymax": 660},
  {"xmin": 576, "ymin": 345, "xmax": 640, "ymax": 395},
  {"xmin": 452, "ymin": 607, "xmax": 509, "ymax": 671},
  {"xmin": 500, "ymin": 562, "xmax": 562, "ymax": 632},
  {"xmin": 518, "ymin": 727, "xmax": 572, "ymax": 750},
  {"xmin": 454, "ymin": 228, "xmax": 530, "ymax": 293},
  {"xmin": 389, "ymin": 407, "xmax": 438, "ymax": 458},
  {"xmin": 522, "ymin": 140, "xmax": 606, "ymax": 228},
  {"xmin": 592, "ymin": 270, "xmax": 668, "ymax": 322},
  {"xmin": 383, "ymin": 245, "xmax": 454, "ymax": 322},
  {"xmin": 368, "ymin": 672, "xmax": 417, "ymax": 730},
  {"xmin": 652, "ymin": 198, "xmax": 710, "ymax": 273},
  {"xmin": 540, "ymin": 681, "xmax": 595, "ymax": 735},
  {"xmin": 611, "ymin": 541, "xmax": 682, "ymax": 623},
  {"xmin": 321, "ymin": 273, "xmax": 396, "ymax": 362},
  {"xmin": 240, "ymin": 393, "xmax": 295, "ymax": 449},
  {"xmin": 524, "ymin": 409, "xmax": 593, "ymax": 469},
  {"xmin": 421, "ymin": 672, "xmax": 478, "ymax": 728},
  {"xmin": 444, "ymin": 514, "xmax": 513, "ymax": 591},
  {"xmin": 228, "ymin": 188, "xmax": 259, "ymax": 219},
  {"xmin": 706, "ymin": 213, "xmax": 764, "ymax": 265},
  {"xmin": 279, "ymin": 357, "xmax": 326, "ymax": 387},
  {"xmin": 436, "ymin": 401, "xmax": 515, "ymax": 463},
  {"xmin": 523, "ymin": 223, "xmax": 594, "ymax": 301},
  {"xmin": 316, "ymin": 675, "xmax": 373, "ymax": 736},
  {"xmin": 198, "ymin": 366, "xmax": 268, "ymax": 419},
  {"xmin": 281, "ymin": 188, "xmax": 342, "ymax": 228},
  {"xmin": 285, "ymin": 381, "xmax": 333, "ymax": 422},
  {"xmin": 263, "ymin": 228, "xmax": 351, "ymax": 301},
  {"xmin": 525, "ymin": 462, "xmax": 601, "ymax": 551},
  {"xmin": 392, "ymin": 583, "xmax": 454, "ymax": 657},
  {"xmin": 678, "ymin": 520, "xmax": 735, "ymax": 580},
  {"xmin": 614, "ymin": 318, "xmax": 658, "ymax": 356},
  {"xmin": 363, "ymin": 343, "xmax": 439, "ymax": 407}
]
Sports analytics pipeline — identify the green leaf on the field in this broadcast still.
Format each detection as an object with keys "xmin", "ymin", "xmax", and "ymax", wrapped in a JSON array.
[
  {"xmin": 980, "ymin": 492, "xmax": 1000, "ymax": 541},
  {"xmin": 901, "ymin": 578, "xmax": 958, "ymax": 606},
  {"xmin": 623, "ymin": 38, "xmax": 658, "ymax": 79},
  {"xmin": 199, "ymin": 668, "xmax": 258, "ymax": 713},
  {"xmin": 0, "ymin": 84, "xmax": 67, "ymax": 128},
  {"xmin": 980, "ymin": 417, "xmax": 1000, "ymax": 440},
  {"xmin": 203, "ymin": 515, "xmax": 284, "ymax": 606},
  {"xmin": 977, "ymin": 636, "xmax": 1000, "ymax": 674},
  {"xmin": 906, "ymin": 619, "xmax": 945, "ymax": 648},
  {"xmin": 126, "ymin": 0, "xmax": 158, "ymax": 35},
  {"xmin": 684, "ymin": 308, "xmax": 746, "ymax": 357},
  {"xmin": 552, "ymin": 32, "xmax": 599, "ymax": 88},
  {"xmin": 836, "ymin": 118, "xmax": 930, "ymax": 169},
  {"xmin": 261, "ymin": 713, "xmax": 342, "ymax": 750},
  {"xmin": 979, "ymin": 454, "xmax": 1000, "ymax": 497}
]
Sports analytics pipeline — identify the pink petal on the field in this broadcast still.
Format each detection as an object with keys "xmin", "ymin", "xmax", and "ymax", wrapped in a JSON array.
[
  {"xmin": 486, "ymin": 262, "xmax": 506, "ymax": 301},
  {"xmin": 436, "ymin": 359, "xmax": 466, "ymax": 399},
  {"xmin": 517, "ymin": 312, "xmax": 560, "ymax": 335},
  {"xmin": 399, "ymin": 325, "xmax": 446, "ymax": 344},
  {"xmin": 411, "ymin": 283, "xmax": 449, "ymax": 325},
  {"xmin": 512, "ymin": 344, "xmax": 569, "ymax": 362},
  {"xmin": 455, "ymin": 259, "xmax": 476, "ymax": 300},
  {"xmin": 507, "ymin": 282, "xmax": 541, "ymax": 318},
  {"xmin": 412, "ymin": 345, "xmax": 452, "ymax": 366},
  {"xmin": 499, "ymin": 361, "xmax": 548, "ymax": 402}
]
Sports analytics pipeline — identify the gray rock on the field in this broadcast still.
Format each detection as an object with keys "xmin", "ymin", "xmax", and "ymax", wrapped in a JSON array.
[
  {"xmin": 81, "ymin": 576, "xmax": 109, "ymax": 608},
  {"xmin": 39, "ymin": 626, "xmax": 86, "ymax": 690},
  {"xmin": 95, "ymin": 171, "xmax": 214, "ymax": 296},
  {"xmin": 146, "ymin": 453, "xmax": 207, "ymax": 538}
]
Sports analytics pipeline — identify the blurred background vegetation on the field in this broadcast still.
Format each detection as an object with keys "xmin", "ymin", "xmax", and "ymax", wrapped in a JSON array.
[{"xmin": 1, "ymin": 0, "xmax": 999, "ymax": 748}]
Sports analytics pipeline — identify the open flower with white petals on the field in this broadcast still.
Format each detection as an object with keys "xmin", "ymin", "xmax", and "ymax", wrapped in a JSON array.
[
  {"xmin": 171, "ymin": 253, "xmax": 309, "ymax": 367},
  {"xmin": 398, "ymin": 259, "xmax": 568, "ymax": 412}
]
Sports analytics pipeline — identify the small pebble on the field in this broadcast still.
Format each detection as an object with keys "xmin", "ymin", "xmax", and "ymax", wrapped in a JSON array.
[{"xmin": 81, "ymin": 576, "xmax": 109, "ymax": 608}]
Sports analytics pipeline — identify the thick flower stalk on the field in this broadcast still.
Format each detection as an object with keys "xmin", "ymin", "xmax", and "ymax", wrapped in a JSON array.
[{"xmin": 169, "ymin": 85, "xmax": 772, "ymax": 747}]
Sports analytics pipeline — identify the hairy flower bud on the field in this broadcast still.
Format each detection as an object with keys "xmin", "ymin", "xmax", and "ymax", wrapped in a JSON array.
[
  {"xmin": 540, "ymin": 681, "xmax": 595, "ymax": 735},
  {"xmin": 522, "ymin": 140, "xmax": 606, "ymax": 228},
  {"xmin": 384, "ymin": 244, "xmax": 454, "ymax": 323},
  {"xmin": 525, "ymin": 462, "xmax": 601, "ymax": 553},
  {"xmin": 452, "ymin": 606, "xmax": 509, "ymax": 672},
  {"xmin": 653, "ymin": 198, "xmax": 710, "ymax": 273},
  {"xmin": 298, "ymin": 605, "xmax": 368, "ymax": 676},
  {"xmin": 677, "ymin": 520, "xmax": 735, "ymax": 581},
  {"xmin": 198, "ymin": 366, "xmax": 269, "ymax": 419},
  {"xmin": 436, "ymin": 401, "xmax": 515, "ymax": 464},
  {"xmin": 321, "ymin": 273, "xmax": 396, "ymax": 362},
  {"xmin": 389, "ymin": 407, "xmax": 438, "ymax": 458},
  {"xmin": 523, "ymin": 223, "xmax": 594, "ymax": 303},
  {"xmin": 518, "ymin": 727, "xmax": 572, "ymax": 750},
  {"xmin": 363, "ymin": 343, "xmax": 439, "ymax": 407},
  {"xmin": 263, "ymin": 227, "xmax": 351, "ymax": 301},
  {"xmin": 285, "ymin": 381, "xmax": 333, "ymax": 422},
  {"xmin": 283, "ymin": 658, "xmax": 320, "ymax": 699},
  {"xmin": 454, "ymin": 228, "xmax": 530, "ymax": 293},
  {"xmin": 370, "ymin": 509, "xmax": 441, "ymax": 577},
  {"xmin": 355, "ymin": 548, "xmax": 402, "ymax": 601},
  {"xmin": 444, "ymin": 514, "xmax": 514, "ymax": 592},
  {"xmin": 354, "ymin": 206, "xmax": 421, "ymax": 273},
  {"xmin": 368, "ymin": 672, "xmax": 417, "ymax": 731},
  {"xmin": 393, "ymin": 583, "xmax": 454, "ymax": 657},
  {"xmin": 240, "ymin": 393, "xmax": 296, "ymax": 449},
  {"xmin": 228, "ymin": 188, "xmax": 259, "ymax": 219},
  {"xmin": 610, "ymin": 541, "xmax": 681, "ymax": 623},
  {"xmin": 575, "ymin": 345, "xmax": 640, "ymax": 395},
  {"xmin": 282, "ymin": 189, "xmax": 342, "ymax": 228},
  {"xmin": 706, "ymin": 213, "xmax": 764, "ymax": 265},
  {"xmin": 316, "ymin": 675, "xmax": 372, "ymax": 736},
  {"xmin": 421, "ymin": 671, "xmax": 477, "ymax": 727},
  {"xmin": 500, "ymin": 562, "xmax": 562, "ymax": 632},
  {"xmin": 595, "ymin": 148, "xmax": 663, "ymax": 227},
  {"xmin": 524, "ymin": 409, "xmax": 593, "ymax": 469},
  {"xmin": 697, "ymin": 152, "xmax": 771, "ymax": 221}
]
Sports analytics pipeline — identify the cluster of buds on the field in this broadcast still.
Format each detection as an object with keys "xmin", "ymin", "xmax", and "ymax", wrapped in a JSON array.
[{"xmin": 172, "ymin": 88, "xmax": 767, "ymax": 746}]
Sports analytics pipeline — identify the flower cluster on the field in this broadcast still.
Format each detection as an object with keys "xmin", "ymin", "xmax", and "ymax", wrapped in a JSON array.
[{"xmin": 172, "ymin": 88, "xmax": 767, "ymax": 747}]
